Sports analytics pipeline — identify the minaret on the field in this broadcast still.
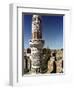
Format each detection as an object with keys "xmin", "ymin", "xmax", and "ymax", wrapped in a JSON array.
[{"xmin": 29, "ymin": 15, "xmax": 44, "ymax": 73}]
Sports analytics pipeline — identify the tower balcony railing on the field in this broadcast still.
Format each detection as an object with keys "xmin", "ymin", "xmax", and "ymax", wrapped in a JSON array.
[{"xmin": 29, "ymin": 39, "xmax": 44, "ymax": 48}]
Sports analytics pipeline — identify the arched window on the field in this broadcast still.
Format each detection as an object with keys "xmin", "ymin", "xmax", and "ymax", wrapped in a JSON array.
[{"xmin": 27, "ymin": 48, "xmax": 31, "ymax": 53}]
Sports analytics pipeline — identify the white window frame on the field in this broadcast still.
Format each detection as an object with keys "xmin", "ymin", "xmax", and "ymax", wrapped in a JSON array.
[{"xmin": 9, "ymin": 3, "xmax": 71, "ymax": 86}]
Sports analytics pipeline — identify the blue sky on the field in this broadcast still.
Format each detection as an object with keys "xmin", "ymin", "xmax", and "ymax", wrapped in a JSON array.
[{"xmin": 23, "ymin": 14, "xmax": 63, "ymax": 49}]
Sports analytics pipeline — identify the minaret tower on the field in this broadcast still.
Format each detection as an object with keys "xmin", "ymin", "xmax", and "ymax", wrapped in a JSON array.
[{"xmin": 29, "ymin": 15, "xmax": 44, "ymax": 73}]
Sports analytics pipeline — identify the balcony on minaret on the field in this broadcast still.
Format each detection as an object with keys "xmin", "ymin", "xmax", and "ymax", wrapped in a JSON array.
[{"xmin": 29, "ymin": 39, "xmax": 44, "ymax": 48}]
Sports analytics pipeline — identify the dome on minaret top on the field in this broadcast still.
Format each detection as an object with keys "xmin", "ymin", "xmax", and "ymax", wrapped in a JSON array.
[
  {"xmin": 33, "ymin": 15, "xmax": 41, "ymax": 19},
  {"xmin": 32, "ymin": 15, "xmax": 41, "ymax": 23}
]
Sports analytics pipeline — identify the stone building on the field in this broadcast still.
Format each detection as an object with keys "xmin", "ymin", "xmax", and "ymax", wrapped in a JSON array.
[
  {"xmin": 24, "ymin": 48, "xmax": 31, "ymax": 73},
  {"xmin": 47, "ymin": 49, "xmax": 63, "ymax": 73},
  {"xmin": 55, "ymin": 60, "xmax": 63, "ymax": 73},
  {"xmin": 55, "ymin": 49, "xmax": 63, "ymax": 73},
  {"xmin": 48, "ymin": 51, "xmax": 56, "ymax": 73},
  {"xmin": 24, "ymin": 14, "xmax": 63, "ymax": 74}
]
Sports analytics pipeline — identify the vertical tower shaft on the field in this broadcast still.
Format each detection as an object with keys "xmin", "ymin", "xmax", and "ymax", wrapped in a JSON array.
[
  {"xmin": 32, "ymin": 15, "xmax": 42, "ymax": 39},
  {"xmin": 29, "ymin": 15, "xmax": 44, "ymax": 73}
]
